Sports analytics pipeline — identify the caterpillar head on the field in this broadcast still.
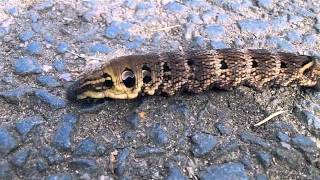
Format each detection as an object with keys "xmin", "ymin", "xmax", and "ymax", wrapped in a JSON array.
[
  {"xmin": 298, "ymin": 56, "xmax": 320, "ymax": 87},
  {"xmin": 66, "ymin": 55, "xmax": 154, "ymax": 101}
]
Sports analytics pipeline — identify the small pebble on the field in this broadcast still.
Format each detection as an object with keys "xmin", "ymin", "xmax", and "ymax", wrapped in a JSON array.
[
  {"xmin": 0, "ymin": 161, "xmax": 13, "ymax": 180},
  {"xmin": 53, "ymin": 114, "xmax": 78, "ymax": 151},
  {"xmin": 33, "ymin": 0, "xmax": 55, "ymax": 11},
  {"xmin": 53, "ymin": 59, "xmax": 66, "ymax": 72},
  {"xmin": 46, "ymin": 173, "xmax": 72, "ymax": 180},
  {"xmin": 276, "ymin": 132, "xmax": 290, "ymax": 143},
  {"xmin": 255, "ymin": 174, "xmax": 268, "ymax": 180},
  {"xmin": 188, "ymin": 14, "xmax": 202, "ymax": 24},
  {"xmin": 165, "ymin": 2, "xmax": 186, "ymax": 13},
  {"xmin": 15, "ymin": 116, "xmax": 44, "ymax": 138},
  {"xmin": 19, "ymin": 31, "xmax": 34, "ymax": 42},
  {"xmin": 286, "ymin": 31, "xmax": 302, "ymax": 43},
  {"xmin": 126, "ymin": 112, "xmax": 140, "ymax": 129},
  {"xmin": 104, "ymin": 22, "xmax": 121, "ymax": 39},
  {"xmin": 199, "ymin": 162, "xmax": 248, "ymax": 180},
  {"xmin": 31, "ymin": 23, "xmax": 45, "ymax": 33},
  {"xmin": 257, "ymin": 0, "xmax": 273, "ymax": 9},
  {"xmin": 216, "ymin": 14, "xmax": 231, "ymax": 24},
  {"xmin": 149, "ymin": 123, "xmax": 169, "ymax": 146},
  {"xmin": 26, "ymin": 42, "xmax": 42, "ymax": 55},
  {"xmin": 0, "ymin": 128, "xmax": 17, "ymax": 156},
  {"xmin": 291, "ymin": 134, "xmax": 316, "ymax": 153},
  {"xmin": 74, "ymin": 138, "xmax": 105, "ymax": 156},
  {"xmin": 166, "ymin": 164, "xmax": 186, "ymax": 180},
  {"xmin": 125, "ymin": 37, "xmax": 144, "ymax": 49},
  {"xmin": 115, "ymin": 148, "xmax": 130, "ymax": 176},
  {"xmin": 273, "ymin": 148, "xmax": 304, "ymax": 168},
  {"xmin": 191, "ymin": 133, "xmax": 218, "ymax": 157},
  {"xmin": 240, "ymin": 132, "xmax": 271, "ymax": 148},
  {"xmin": 44, "ymin": 33, "xmax": 54, "ymax": 43},
  {"xmin": 57, "ymin": 42, "xmax": 69, "ymax": 53},
  {"xmin": 14, "ymin": 57, "xmax": 43, "ymax": 75},
  {"xmin": 35, "ymin": 90, "xmax": 66, "ymax": 109},
  {"xmin": 269, "ymin": 16, "xmax": 287, "ymax": 32},
  {"xmin": 6, "ymin": 7, "xmax": 18, "ymax": 16},
  {"xmin": 37, "ymin": 75, "xmax": 60, "ymax": 87},
  {"xmin": 193, "ymin": 36, "xmax": 206, "ymax": 48},
  {"xmin": 89, "ymin": 43, "xmax": 112, "ymax": 54},
  {"xmin": 0, "ymin": 86, "xmax": 34, "ymax": 104},
  {"xmin": 238, "ymin": 19, "xmax": 269, "ymax": 34},
  {"xmin": 256, "ymin": 151, "xmax": 271, "ymax": 168},
  {"xmin": 36, "ymin": 159, "xmax": 47, "ymax": 172},
  {"xmin": 215, "ymin": 122, "xmax": 231, "ymax": 135},
  {"xmin": 9, "ymin": 148, "xmax": 31, "ymax": 167},
  {"xmin": 205, "ymin": 25, "xmax": 225, "ymax": 38},
  {"xmin": 69, "ymin": 159, "xmax": 97, "ymax": 172},
  {"xmin": 210, "ymin": 41, "xmax": 230, "ymax": 49},
  {"xmin": 41, "ymin": 146, "xmax": 63, "ymax": 165},
  {"xmin": 303, "ymin": 34, "xmax": 317, "ymax": 46},
  {"xmin": 136, "ymin": 146, "xmax": 165, "ymax": 158}
]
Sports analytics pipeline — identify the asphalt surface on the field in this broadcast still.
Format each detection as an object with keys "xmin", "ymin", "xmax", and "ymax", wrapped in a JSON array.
[{"xmin": 0, "ymin": 0, "xmax": 319, "ymax": 179}]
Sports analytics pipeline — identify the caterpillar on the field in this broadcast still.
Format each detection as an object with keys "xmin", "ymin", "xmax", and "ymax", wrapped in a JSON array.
[{"xmin": 66, "ymin": 49, "xmax": 320, "ymax": 101}]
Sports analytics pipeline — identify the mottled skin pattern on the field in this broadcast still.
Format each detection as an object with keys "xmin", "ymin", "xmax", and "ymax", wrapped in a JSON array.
[{"xmin": 67, "ymin": 49, "xmax": 320, "ymax": 101}]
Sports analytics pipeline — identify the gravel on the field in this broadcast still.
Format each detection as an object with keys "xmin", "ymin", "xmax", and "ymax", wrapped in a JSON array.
[{"xmin": 0, "ymin": 0, "xmax": 319, "ymax": 179}]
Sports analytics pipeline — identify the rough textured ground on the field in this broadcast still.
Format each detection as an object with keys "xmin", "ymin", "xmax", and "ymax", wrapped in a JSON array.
[{"xmin": 0, "ymin": 0, "xmax": 320, "ymax": 179}]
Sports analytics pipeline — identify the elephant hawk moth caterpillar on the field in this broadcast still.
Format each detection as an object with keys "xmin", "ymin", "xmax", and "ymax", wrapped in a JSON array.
[{"xmin": 66, "ymin": 49, "xmax": 320, "ymax": 101}]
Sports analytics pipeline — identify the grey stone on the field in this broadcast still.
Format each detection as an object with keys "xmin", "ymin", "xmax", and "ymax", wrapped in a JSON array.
[
  {"xmin": 149, "ymin": 123, "xmax": 169, "ymax": 146},
  {"xmin": 291, "ymin": 134, "xmax": 317, "ymax": 153},
  {"xmin": 69, "ymin": 159, "xmax": 97, "ymax": 172},
  {"xmin": 56, "ymin": 42, "xmax": 69, "ymax": 53},
  {"xmin": 115, "ymin": 148, "xmax": 130, "ymax": 176},
  {"xmin": 0, "ymin": 86, "xmax": 34, "ymax": 104},
  {"xmin": 266, "ymin": 37, "xmax": 295, "ymax": 52},
  {"xmin": 191, "ymin": 133, "xmax": 218, "ymax": 157},
  {"xmin": 0, "ymin": 128, "xmax": 17, "ymax": 156},
  {"xmin": 37, "ymin": 75, "xmax": 60, "ymax": 87},
  {"xmin": 269, "ymin": 16, "xmax": 287, "ymax": 32},
  {"xmin": 286, "ymin": 31, "xmax": 302, "ymax": 43},
  {"xmin": 255, "ymin": 174, "xmax": 268, "ymax": 180},
  {"xmin": 199, "ymin": 162, "xmax": 248, "ymax": 180},
  {"xmin": 238, "ymin": 19, "xmax": 269, "ymax": 34},
  {"xmin": 136, "ymin": 146, "xmax": 165, "ymax": 158},
  {"xmin": 215, "ymin": 122, "xmax": 231, "ymax": 135},
  {"xmin": 15, "ymin": 116, "xmax": 44, "ymax": 138},
  {"xmin": 256, "ymin": 151, "xmax": 271, "ymax": 168},
  {"xmin": 46, "ymin": 173, "xmax": 72, "ymax": 180},
  {"xmin": 9, "ymin": 148, "xmax": 31, "ymax": 167},
  {"xmin": 74, "ymin": 138, "xmax": 105, "ymax": 156},
  {"xmin": 166, "ymin": 164, "xmax": 186, "ymax": 180},
  {"xmin": 188, "ymin": 14, "xmax": 202, "ymax": 24},
  {"xmin": 53, "ymin": 59, "xmax": 66, "ymax": 72},
  {"xmin": 303, "ymin": 34, "xmax": 317, "ymax": 46},
  {"xmin": 89, "ymin": 43, "xmax": 112, "ymax": 54},
  {"xmin": 257, "ymin": 0, "xmax": 273, "ymax": 9},
  {"xmin": 33, "ymin": 0, "xmax": 54, "ymax": 11},
  {"xmin": 276, "ymin": 132, "xmax": 290, "ymax": 143},
  {"xmin": 126, "ymin": 112, "xmax": 140, "ymax": 129},
  {"xmin": 26, "ymin": 41, "xmax": 43, "ymax": 55},
  {"xmin": 165, "ymin": 2, "xmax": 186, "ymax": 13},
  {"xmin": 193, "ymin": 36, "xmax": 206, "ymax": 48},
  {"xmin": 19, "ymin": 31, "xmax": 34, "ymax": 42},
  {"xmin": 14, "ymin": 57, "xmax": 43, "ymax": 75},
  {"xmin": 35, "ymin": 90, "xmax": 66, "ymax": 109},
  {"xmin": 41, "ymin": 146, "xmax": 63, "ymax": 165},
  {"xmin": 0, "ymin": 161, "xmax": 13, "ymax": 180},
  {"xmin": 205, "ymin": 25, "xmax": 225, "ymax": 38},
  {"xmin": 53, "ymin": 114, "xmax": 78, "ymax": 151},
  {"xmin": 210, "ymin": 41, "xmax": 230, "ymax": 49},
  {"xmin": 240, "ymin": 132, "xmax": 271, "ymax": 148}
]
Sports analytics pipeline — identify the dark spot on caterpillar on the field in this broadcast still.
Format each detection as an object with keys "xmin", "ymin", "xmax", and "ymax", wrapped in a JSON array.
[
  {"xmin": 142, "ymin": 65, "xmax": 152, "ymax": 83},
  {"xmin": 163, "ymin": 62, "xmax": 170, "ymax": 72},
  {"xmin": 187, "ymin": 59, "xmax": 194, "ymax": 66},
  {"xmin": 280, "ymin": 61, "xmax": 287, "ymax": 68},
  {"xmin": 220, "ymin": 60, "xmax": 228, "ymax": 69},
  {"xmin": 122, "ymin": 69, "xmax": 136, "ymax": 88},
  {"xmin": 252, "ymin": 60, "xmax": 258, "ymax": 68}
]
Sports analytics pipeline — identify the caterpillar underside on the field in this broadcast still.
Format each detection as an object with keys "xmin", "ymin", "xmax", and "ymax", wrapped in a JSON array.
[{"xmin": 66, "ymin": 49, "xmax": 320, "ymax": 101}]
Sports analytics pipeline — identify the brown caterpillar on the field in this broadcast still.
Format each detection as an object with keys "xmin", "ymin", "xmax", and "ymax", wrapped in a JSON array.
[{"xmin": 66, "ymin": 49, "xmax": 320, "ymax": 101}]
